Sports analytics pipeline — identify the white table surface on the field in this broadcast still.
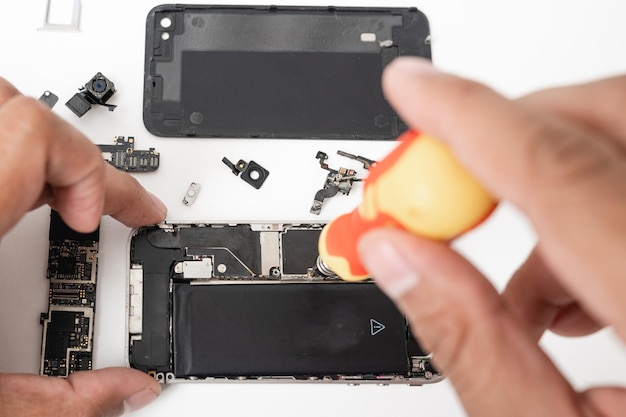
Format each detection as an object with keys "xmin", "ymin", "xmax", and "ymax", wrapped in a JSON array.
[{"xmin": 1, "ymin": 1, "xmax": 625, "ymax": 416}]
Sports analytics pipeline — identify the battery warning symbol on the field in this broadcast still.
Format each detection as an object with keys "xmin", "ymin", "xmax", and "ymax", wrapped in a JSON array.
[{"xmin": 370, "ymin": 319, "xmax": 386, "ymax": 336}]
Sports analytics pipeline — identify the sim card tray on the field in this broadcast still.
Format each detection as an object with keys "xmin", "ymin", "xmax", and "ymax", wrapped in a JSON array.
[{"xmin": 39, "ymin": 0, "xmax": 81, "ymax": 32}]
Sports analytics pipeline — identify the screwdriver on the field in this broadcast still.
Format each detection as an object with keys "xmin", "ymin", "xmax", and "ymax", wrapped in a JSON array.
[{"xmin": 318, "ymin": 130, "xmax": 497, "ymax": 282}]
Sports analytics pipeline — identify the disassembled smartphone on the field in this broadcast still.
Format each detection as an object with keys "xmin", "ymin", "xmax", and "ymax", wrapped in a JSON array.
[
  {"xmin": 128, "ymin": 223, "xmax": 442, "ymax": 385},
  {"xmin": 144, "ymin": 5, "xmax": 431, "ymax": 139}
]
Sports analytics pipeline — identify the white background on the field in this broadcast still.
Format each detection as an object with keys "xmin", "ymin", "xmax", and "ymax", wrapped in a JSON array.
[{"xmin": 1, "ymin": 1, "xmax": 626, "ymax": 416}]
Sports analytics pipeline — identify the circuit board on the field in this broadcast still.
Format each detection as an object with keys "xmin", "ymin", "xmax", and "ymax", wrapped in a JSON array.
[
  {"xmin": 40, "ymin": 136, "xmax": 156, "ymax": 376},
  {"xmin": 98, "ymin": 136, "xmax": 159, "ymax": 172},
  {"xmin": 40, "ymin": 211, "xmax": 99, "ymax": 377}
]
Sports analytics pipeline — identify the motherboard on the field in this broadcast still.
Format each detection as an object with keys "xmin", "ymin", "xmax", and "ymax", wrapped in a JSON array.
[{"xmin": 40, "ymin": 210, "xmax": 99, "ymax": 377}]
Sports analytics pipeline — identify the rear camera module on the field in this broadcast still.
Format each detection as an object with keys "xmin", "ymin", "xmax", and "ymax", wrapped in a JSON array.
[{"xmin": 65, "ymin": 72, "xmax": 117, "ymax": 118}]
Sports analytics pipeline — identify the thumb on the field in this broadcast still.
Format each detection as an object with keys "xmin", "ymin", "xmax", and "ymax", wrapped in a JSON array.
[
  {"xmin": 0, "ymin": 368, "xmax": 160, "ymax": 416},
  {"xmin": 358, "ymin": 228, "xmax": 584, "ymax": 417}
]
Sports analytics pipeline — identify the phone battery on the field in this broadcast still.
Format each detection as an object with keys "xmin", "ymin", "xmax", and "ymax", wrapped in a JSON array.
[{"xmin": 172, "ymin": 282, "xmax": 410, "ymax": 378}]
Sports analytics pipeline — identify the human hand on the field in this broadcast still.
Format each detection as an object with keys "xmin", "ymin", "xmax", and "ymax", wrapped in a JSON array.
[
  {"xmin": 359, "ymin": 58, "xmax": 626, "ymax": 416},
  {"xmin": 0, "ymin": 368, "xmax": 161, "ymax": 416},
  {"xmin": 0, "ymin": 77, "xmax": 167, "ymax": 236},
  {"xmin": 0, "ymin": 78, "xmax": 166, "ymax": 415}
]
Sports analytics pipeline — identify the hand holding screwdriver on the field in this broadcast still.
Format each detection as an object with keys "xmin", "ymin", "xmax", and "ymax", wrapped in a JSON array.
[{"xmin": 318, "ymin": 130, "xmax": 497, "ymax": 282}]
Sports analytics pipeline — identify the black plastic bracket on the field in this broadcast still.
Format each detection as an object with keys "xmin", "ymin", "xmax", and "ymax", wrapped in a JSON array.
[{"xmin": 222, "ymin": 157, "xmax": 269, "ymax": 189}]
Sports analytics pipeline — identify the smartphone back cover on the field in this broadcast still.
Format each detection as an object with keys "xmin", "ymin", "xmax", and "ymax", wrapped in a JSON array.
[{"xmin": 144, "ymin": 5, "xmax": 431, "ymax": 139}]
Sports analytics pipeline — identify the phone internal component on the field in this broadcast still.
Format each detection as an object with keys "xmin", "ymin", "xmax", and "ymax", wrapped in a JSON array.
[
  {"xmin": 40, "ymin": 309, "xmax": 94, "ymax": 376},
  {"xmin": 98, "ymin": 136, "xmax": 160, "ymax": 172},
  {"xmin": 66, "ymin": 72, "xmax": 117, "ymax": 117},
  {"xmin": 310, "ymin": 150, "xmax": 376, "ymax": 215},
  {"xmin": 173, "ymin": 282, "xmax": 410, "ymax": 377},
  {"xmin": 38, "ymin": 91, "xmax": 59, "ymax": 109},
  {"xmin": 40, "ymin": 210, "xmax": 99, "ymax": 377},
  {"xmin": 222, "ymin": 157, "xmax": 269, "ymax": 189},
  {"xmin": 182, "ymin": 182, "xmax": 200, "ymax": 205}
]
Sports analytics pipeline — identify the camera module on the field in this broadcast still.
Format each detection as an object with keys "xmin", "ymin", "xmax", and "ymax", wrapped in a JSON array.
[{"xmin": 66, "ymin": 72, "xmax": 117, "ymax": 118}]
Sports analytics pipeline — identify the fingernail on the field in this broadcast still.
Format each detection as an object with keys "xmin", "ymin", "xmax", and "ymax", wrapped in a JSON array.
[
  {"xmin": 359, "ymin": 234, "xmax": 420, "ymax": 299},
  {"xmin": 148, "ymin": 192, "xmax": 167, "ymax": 218},
  {"xmin": 391, "ymin": 57, "xmax": 438, "ymax": 76},
  {"xmin": 123, "ymin": 388, "xmax": 159, "ymax": 414}
]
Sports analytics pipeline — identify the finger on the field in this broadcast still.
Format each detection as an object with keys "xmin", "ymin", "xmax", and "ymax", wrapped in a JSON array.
[
  {"xmin": 502, "ymin": 248, "xmax": 601, "ymax": 341},
  {"xmin": 382, "ymin": 57, "xmax": 624, "ymax": 212},
  {"xmin": 359, "ymin": 229, "xmax": 583, "ymax": 417},
  {"xmin": 0, "ymin": 95, "xmax": 104, "ymax": 234},
  {"xmin": 97, "ymin": 164, "xmax": 165, "ymax": 228},
  {"xmin": 517, "ymin": 76, "xmax": 626, "ymax": 146},
  {"xmin": 0, "ymin": 368, "xmax": 160, "ymax": 416},
  {"xmin": 30, "ymin": 184, "xmax": 53, "ymax": 211},
  {"xmin": 0, "ymin": 78, "xmax": 165, "ymax": 231},
  {"xmin": 581, "ymin": 387, "xmax": 626, "ymax": 417},
  {"xmin": 0, "ymin": 95, "xmax": 166, "ymax": 235},
  {"xmin": 0, "ymin": 79, "xmax": 52, "ymax": 213},
  {"xmin": 44, "ymin": 164, "xmax": 167, "ymax": 228},
  {"xmin": 382, "ymin": 57, "xmax": 626, "ymax": 342},
  {"xmin": 0, "ymin": 78, "xmax": 105, "ymax": 230},
  {"xmin": 550, "ymin": 303, "xmax": 603, "ymax": 337},
  {"xmin": 502, "ymin": 248, "xmax": 564, "ymax": 342},
  {"xmin": 0, "ymin": 77, "xmax": 20, "ymax": 106}
]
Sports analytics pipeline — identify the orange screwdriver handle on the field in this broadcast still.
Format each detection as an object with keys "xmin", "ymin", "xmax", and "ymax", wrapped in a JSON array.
[{"xmin": 318, "ymin": 130, "xmax": 497, "ymax": 282}]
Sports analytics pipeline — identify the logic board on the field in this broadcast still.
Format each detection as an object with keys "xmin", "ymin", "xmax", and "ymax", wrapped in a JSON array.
[{"xmin": 40, "ymin": 210, "xmax": 99, "ymax": 377}]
